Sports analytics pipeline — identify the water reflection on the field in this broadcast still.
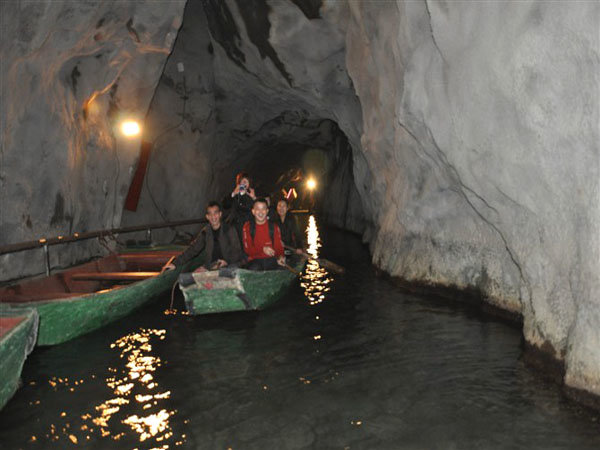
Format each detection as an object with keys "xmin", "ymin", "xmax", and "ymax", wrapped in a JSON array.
[
  {"xmin": 300, "ymin": 216, "xmax": 333, "ymax": 307},
  {"xmin": 82, "ymin": 328, "xmax": 184, "ymax": 448}
]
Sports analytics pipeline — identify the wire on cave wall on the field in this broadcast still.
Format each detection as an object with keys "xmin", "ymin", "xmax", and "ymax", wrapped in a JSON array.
[{"xmin": 142, "ymin": 74, "xmax": 194, "ymax": 242}]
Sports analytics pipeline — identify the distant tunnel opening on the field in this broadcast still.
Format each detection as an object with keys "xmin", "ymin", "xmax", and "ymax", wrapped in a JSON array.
[{"xmin": 120, "ymin": 0, "xmax": 367, "ymax": 244}]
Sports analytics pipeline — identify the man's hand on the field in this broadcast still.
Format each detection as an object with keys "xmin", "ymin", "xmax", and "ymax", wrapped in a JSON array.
[
  {"xmin": 248, "ymin": 187, "xmax": 256, "ymax": 200},
  {"xmin": 263, "ymin": 246, "xmax": 275, "ymax": 257},
  {"xmin": 216, "ymin": 259, "xmax": 228, "ymax": 268},
  {"xmin": 277, "ymin": 256, "xmax": 286, "ymax": 266},
  {"xmin": 295, "ymin": 248, "xmax": 304, "ymax": 255},
  {"xmin": 194, "ymin": 266, "xmax": 207, "ymax": 273},
  {"xmin": 161, "ymin": 263, "xmax": 176, "ymax": 274}
]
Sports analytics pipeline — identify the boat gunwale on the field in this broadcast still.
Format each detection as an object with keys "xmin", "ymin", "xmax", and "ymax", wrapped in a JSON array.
[
  {"xmin": 1, "ymin": 247, "xmax": 187, "ymax": 306},
  {"xmin": 180, "ymin": 258, "xmax": 307, "ymax": 315},
  {"xmin": 180, "ymin": 258, "xmax": 307, "ymax": 291}
]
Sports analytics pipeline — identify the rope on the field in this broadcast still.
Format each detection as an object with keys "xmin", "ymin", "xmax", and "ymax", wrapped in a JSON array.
[{"xmin": 169, "ymin": 279, "xmax": 179, "ymax": 311}]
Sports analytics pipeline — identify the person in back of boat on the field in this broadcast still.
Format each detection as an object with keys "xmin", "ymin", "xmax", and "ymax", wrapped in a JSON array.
[
  {"xmin": 222, "ymin": 172, "xmax": 256, "ymax": 239},
  {"xmin": 264, "ymin": 194, "xmax": 277, "ymax": 220},
  {"xmin": 242, "ymin": 198, "xmax": 285, "ymax": 271},
  {"xmin": 162, "ymin": 201, "xmax": 244, "ymax": 273},
  {"xmin": 271, "ymin": 198, "xmax": 304, "ymax": 256}
]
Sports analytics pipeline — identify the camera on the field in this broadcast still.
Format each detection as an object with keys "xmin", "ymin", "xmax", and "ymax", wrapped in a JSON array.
[{"xmin": 239, "ymin": 185, "xmax": 246, "ymax": 192}]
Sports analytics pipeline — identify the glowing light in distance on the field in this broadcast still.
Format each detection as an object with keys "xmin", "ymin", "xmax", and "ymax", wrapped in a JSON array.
[
  {"xmin": 306, "ymin": 178, "xmax": 317, "ymax": 190},
  {"xmin": 121, "ymin": 120, "xmax": 141, "ymax": 137}
]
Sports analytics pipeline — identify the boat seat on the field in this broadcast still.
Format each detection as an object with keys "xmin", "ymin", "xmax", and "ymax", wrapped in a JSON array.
[
  {"xmin": 118, "ymin": 252, "xmax": 180, "ymax": 259},
  {"xmin": 70, "ymin": 272, "xmax": 160, "ymax": 281}
]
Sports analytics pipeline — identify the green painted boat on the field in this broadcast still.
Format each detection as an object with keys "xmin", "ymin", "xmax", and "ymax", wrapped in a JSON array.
[
  {"xmin": 179, "ymin": 258, "xmax": 306, "ymax": 315},
  {"xmin": 0, "ymin": 307, "xmax": 38, "ymax": 410},
  {"xmin": 0, "ymin": 247, "xmax": 202, "ymax": 346}
]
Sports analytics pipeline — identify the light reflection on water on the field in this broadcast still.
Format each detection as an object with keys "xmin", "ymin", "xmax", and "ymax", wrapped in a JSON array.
[
  {"xmin": 4, "ymin": 227, "xmax": 600, "ymax": 449},
  {"xmin": 300, "ymin": 215, "xmax": 333, "ymax": 307},
  {"xmin": 83, "ymin": 328, "xmax": 184, "ymax": 448}
]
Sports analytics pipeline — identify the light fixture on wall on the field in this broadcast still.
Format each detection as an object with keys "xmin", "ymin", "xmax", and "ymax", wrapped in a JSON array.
[
  {"xmin": 306, "ymin": 177, "xmax": 317, "ymax": 191},
  {"xmin": 120, "ymin": 120, "xmax": 141, "ymax": 137}
]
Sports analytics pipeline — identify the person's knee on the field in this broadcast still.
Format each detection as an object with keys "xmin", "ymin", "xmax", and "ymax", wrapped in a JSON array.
[
  {"xmin": 245, "ymin": 257, "xmax": 281, "ymax": 271},
  {"xmin": 246, "ymin": 259, "xmax": 263, "ymax": 271},
  {"xmin": 265, "ymin": 257, "xmax": 283, "ymax": 271}
]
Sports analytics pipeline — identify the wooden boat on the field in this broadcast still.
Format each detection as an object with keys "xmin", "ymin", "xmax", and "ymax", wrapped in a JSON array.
[
  {"xmin": 0, "ymin": 307, "xmax": 38, "ymax": 410},
  {"xmin": 178, "ymin": 258, "xmax": 306, "ymax": 315},
  {"xmin": 0, "ymin": 247, "xmax": 202, "ymax": 346}
]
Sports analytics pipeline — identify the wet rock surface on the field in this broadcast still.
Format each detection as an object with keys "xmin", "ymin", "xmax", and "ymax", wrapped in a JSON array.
[
  {"xmin": 1, "ymin": 0, "xmax": 185, "ymax": 279},
  {"xmin": 343, "ymin": 1, "xmax": 599, "ymax": 401}
]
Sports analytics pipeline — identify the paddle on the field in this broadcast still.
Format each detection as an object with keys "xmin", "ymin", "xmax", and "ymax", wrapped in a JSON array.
[
  {"xmin": 284, "ymin": 245, "xmax": 345, "ymax": 275},
  {"xmin": 283, "ymin": 263, "xmax": 301, "ymax": 276}
]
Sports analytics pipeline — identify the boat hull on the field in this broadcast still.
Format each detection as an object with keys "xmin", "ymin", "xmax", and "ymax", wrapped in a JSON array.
[
  {"xmin": 0, "ymin": 308, "xmax": 38, "ymax": 410},
  {"xmin": 3, "ymin": 248, "xmax": 202, "ymax": 346},
  {"xmin": 180, "ymin": 259, "xmax": 305, "ymax": 315}
]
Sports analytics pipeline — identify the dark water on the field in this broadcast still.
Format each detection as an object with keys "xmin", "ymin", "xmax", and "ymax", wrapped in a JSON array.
[{"xmin": 1, "ymin": 219, "xmax": 600, "ymax": 449}]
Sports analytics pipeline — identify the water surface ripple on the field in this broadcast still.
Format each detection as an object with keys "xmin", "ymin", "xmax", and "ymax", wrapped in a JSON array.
[{"xmin": 1, "ymin": 221, "xmax": 599, "ymax": 449}]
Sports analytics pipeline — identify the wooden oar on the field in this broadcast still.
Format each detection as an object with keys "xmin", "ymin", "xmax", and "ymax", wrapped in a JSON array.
[
  {"xmin": 284, "ymin": 246, "xmax": 345, "ymax": 275},
  {"xmin": 283, "ymin": 264, "xmax": 301, "ymax": 276}
]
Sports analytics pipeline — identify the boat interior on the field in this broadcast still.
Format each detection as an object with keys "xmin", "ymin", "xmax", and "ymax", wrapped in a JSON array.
[
  {"xmin": 0, "ymin": 316, "xmax": 25, "ymax": 339},
  {"xmin": 0, "ymin": 251, "xmax": 180, "ymax": 303}
]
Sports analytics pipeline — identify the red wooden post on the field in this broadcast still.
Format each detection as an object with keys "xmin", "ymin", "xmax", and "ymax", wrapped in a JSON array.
[{"xmin": 124, "ymin": 140, "xmax": 153, "ymax": 211}]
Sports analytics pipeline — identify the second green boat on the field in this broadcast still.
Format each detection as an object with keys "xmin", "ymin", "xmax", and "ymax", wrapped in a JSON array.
[
  {"xmin": 0, "ymin": 248, "xmax": 202, "ymax": 346},
  {"xmin": 178, "ymin": 258, "xmax": 306, "ymax": 315},
  {"xmin": 0, "ymin": 307, "xmax": 38, "ymax": 411}
]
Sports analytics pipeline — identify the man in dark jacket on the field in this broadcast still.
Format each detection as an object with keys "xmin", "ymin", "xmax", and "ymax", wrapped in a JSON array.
[{"xmin": 162, "ymin": 201, "xmax": 244, "ymax": 272}]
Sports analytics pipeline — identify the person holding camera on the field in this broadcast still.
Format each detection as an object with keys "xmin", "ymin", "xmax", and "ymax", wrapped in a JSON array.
[{"xmin": 223, "ymin": 172, "xmax": 256, "ymax": 240}]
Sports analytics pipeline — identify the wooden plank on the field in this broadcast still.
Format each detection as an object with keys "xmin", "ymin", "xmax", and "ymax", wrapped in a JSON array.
[
  {"xmin": 117, "ymin": 252, "xmax": 180, "ymax": 261},
  {"xmin": 71, "ymin": 272, "xmax": 160, "ymax": 281}
]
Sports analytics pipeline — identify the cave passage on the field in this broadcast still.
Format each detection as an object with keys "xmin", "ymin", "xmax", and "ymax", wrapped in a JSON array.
[{"xmin": 2, "ymin": 0, "xmax": 600, "ymax": 442}]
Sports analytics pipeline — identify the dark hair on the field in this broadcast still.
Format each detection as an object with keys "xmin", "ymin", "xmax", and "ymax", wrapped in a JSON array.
[
  {"xmin": 206, "ymin": 201, "xmax": 221, "ymax": 212},
  {"xmin": 253, "ymin": 197, "xmax": 269, "ymax": 207},
  {"xmin": 276, "ymin": 197, "xmax": 289, "ymax": 206},
  {"xmin": 235, "ymin": 172, "xmax": 251, "ymax": 186}
]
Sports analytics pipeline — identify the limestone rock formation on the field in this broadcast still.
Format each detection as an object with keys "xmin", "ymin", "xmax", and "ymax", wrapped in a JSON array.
[
  {"xmin": 1, "ymin": 0, "xmax": 186, "ymax": 279},
  {"xmin": 343, "ymin": 1, "xmax": 599, "ymax": 402}
]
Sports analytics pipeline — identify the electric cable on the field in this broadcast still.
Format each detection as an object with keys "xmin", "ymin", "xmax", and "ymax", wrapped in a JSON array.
[{"xmin": 144, "ymin": 75, "xmax": 189, "ymax": 232}]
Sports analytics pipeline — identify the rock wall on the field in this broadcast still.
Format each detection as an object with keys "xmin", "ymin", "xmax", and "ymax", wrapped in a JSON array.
[
  {"xmin": 0, "ymin": 0, "xmax": 185, "ymax": 280},
  {"xmin": 202, "ymin": 0, "xmax": 366, "ymax": 230},
  {"xmin": 120, "ymin": 0, "xmax": 218, "ymax": 243},
  {"xmin": 131, "ymin": 0, "xmax": 367, "ymax": 238},
  {"xmin": 343, "ymin": 1, "xmax": 599, "ymax": 400}
]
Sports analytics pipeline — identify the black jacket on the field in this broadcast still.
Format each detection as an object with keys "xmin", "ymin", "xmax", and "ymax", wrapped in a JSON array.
[
  {"xmin": 222, "ymin": 192, "xmax": 254, "ymax": 227},
  {"xmin": 173, "ymin": 223, "xmax": 244, "ymax": 268},
  {"xmin": 271, "ymin": 214, "xmax": 302, "ymax": 249}
]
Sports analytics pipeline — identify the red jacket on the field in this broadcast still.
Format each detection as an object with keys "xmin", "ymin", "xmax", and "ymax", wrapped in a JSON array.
[{"xmin": 243, "ymin": 221, "xmax": 284, "ymax": 261}]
